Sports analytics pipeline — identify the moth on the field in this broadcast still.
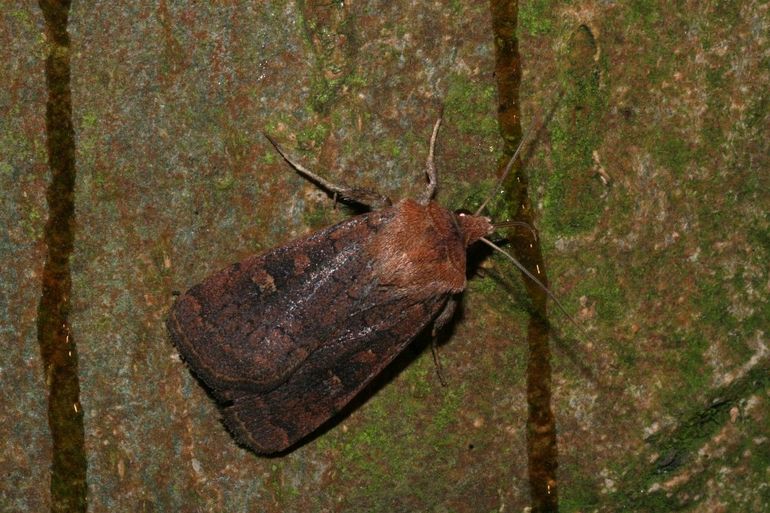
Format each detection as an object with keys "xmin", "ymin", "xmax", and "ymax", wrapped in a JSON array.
[{"xmin": 167, "ymin": 118, "xmax": 558, "ymax": 454}]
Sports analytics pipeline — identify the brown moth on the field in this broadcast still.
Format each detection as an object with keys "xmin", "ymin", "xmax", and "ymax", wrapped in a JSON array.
[{"xmin": 167, "ymin": 119, "xmax": 553, "ymax": 454}]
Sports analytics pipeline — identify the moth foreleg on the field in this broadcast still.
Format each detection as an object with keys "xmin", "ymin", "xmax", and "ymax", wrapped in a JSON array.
[
  {"xmin": 419, "ymin": 116, "xmax": 442, "ymax": 204},
  {"xmin": 432, "ymin": 295, "xmax": 457, "ymax": 337},
  {"xmin": 264, "ymin": 133, "xmax": 392, "ymax": 209},
  {"xmin": 430, "ymin": 295, "xmax": 457, "ymax": 386}
]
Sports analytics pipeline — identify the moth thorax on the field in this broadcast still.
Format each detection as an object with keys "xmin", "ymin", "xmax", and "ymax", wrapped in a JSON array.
[{"xmin": 457, "ymin": 213, "xmax": 493, "ymax": 246}]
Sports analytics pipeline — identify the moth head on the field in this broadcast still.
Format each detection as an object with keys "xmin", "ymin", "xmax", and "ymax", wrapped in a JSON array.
[{"xmin": 454, "ymin": 209, "xmax": 494, "ymax": 247}]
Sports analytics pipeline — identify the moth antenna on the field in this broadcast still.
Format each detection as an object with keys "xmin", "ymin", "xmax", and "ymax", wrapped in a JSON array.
[
  {"xmin": 493, "ymin": 220, "xmax": 538, "ymax": 240},
  {"xmin": 475, "ymin": 89, "xmax": 566, "ymax": 217},
  {"xmin": 420, "ymin": 115, "xmax": 443, "ymax": 203},
  {"xmin": 474, "ymin": 123, "xmax": 536, "ymax": 216},
  {"xmin": 264, "ymin": 133, "xmax": 392, "ymax": 208},
  {"xmin": 479, "ymin": 237, "xmax": 585, "ymax": 334}
]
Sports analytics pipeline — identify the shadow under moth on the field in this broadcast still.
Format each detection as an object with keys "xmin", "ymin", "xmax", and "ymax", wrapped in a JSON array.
[{"xmin": 167, "ymin": 118, "xmax": 561, "ymax": 454}]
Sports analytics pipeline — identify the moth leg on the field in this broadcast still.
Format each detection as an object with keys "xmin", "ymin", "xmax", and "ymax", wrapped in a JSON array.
[
  {"xmin": 264, "ymin": 134, "xmax": 392, "ymax": 209},
  {"xmin": 430, "ymin": 296, "xmax": 458, "ymax": 386},
  {"xmin": 419, "ymin": 116, "xmax": 442, "ymax": 204}
]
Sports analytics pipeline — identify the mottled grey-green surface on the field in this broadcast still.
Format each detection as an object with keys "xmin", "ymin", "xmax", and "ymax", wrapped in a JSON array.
[{"xmin": 2, "ymin": 1, "xmax": 769, "ymax": 512}]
